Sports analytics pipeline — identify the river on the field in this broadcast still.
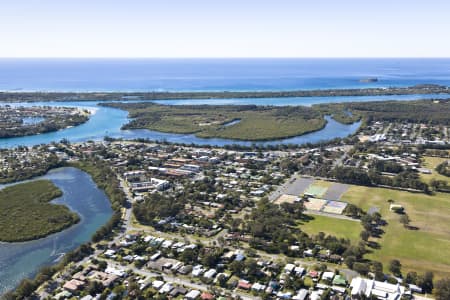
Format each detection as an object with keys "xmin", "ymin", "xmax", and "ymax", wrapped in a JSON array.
[
  {"xmin": 0, "ymin": 167, "xmax": 113, "ymax": 295},
  {"xmin": 0, "ymin": 90, "xmax": 449, "ymax": 148},
  {"xmin": 150, "ymin": 93, "xmax": 450, "ymax": 106},
  {"xmin": 0, "ymin": 93, "xmax": 436, "ymax": 148},
  {"xmin": 2, "ymin": 91, "xmax": 448, "ymax": 148}
]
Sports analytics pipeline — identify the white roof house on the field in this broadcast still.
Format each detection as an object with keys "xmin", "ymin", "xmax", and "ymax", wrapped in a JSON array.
[
  {"xmin": 104, "ymin": 249, "xmax": 116, "ymax": 257},
  {"xmin": 284, "ymin": 263, "xmax": 296, "ymax": 274},
  {"xmin": 322, "ymin": 271, "xmax": 335, "ymax": 281},
  {"xmin": 203, "ymin": 268, "xmax": 217, "ymax": 279},
  {"xmin": 191, "ymin": 265, "xmax": 204, "ymax": 277},
  {"xmin": 159, "ymin": 282, "xmax": 173, "ymax": 294},
  {"xmin": 251, "ymin": 282, "xmax": 266, "ymax": 292},
  {"xmin": 185, "ymin": 289, "xmax": 201, "ymax": 300},
  {"xmin": 104, "ymin": 266, "xmax": 126, "ymax": 277},
  {"xmin": 293, "ymin": 289, "xmax": 309, "ymax": 300},
  {"xmin": 152, "ymin": 280, "xmax": 164, "ymax": 289},
  {"xmin": 294, "ymin": 266, "xmax": 305, "ymax": 276},
  {"xmin": 351, "ymin": 277, "xmax": 405, "ymax": 300}
]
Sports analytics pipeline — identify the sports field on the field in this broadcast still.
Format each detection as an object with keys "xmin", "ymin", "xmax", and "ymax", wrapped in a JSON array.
[
  {"xmin": 304, "ymin": 181, "xmax": 332, "ymax": 197},
  {"xmin": 341, "ymin": 183, "xmax": 450, "ymax": 278},
  {"xmin": 420, "ymin": 156, "xmax": 449, "ymax": 184},
  {"xmin": 300, "ymin": 215, "xmax": 362, "ymax": 243},
  {"xmin": 322, "ymin": 200, "xmax": 348, "ymax": 214},
  {"xmin": 303, "ymin": 198, "xmax": 328, "ymax": 211},
  {"xmin": 274, "ymin": 194, "xmax": 299, "ymax": 205}
]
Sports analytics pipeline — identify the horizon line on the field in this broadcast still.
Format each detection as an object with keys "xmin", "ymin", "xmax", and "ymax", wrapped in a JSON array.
[{"xmin": 1, "ymin": 57, "xmax": 450, "ymax": 59}]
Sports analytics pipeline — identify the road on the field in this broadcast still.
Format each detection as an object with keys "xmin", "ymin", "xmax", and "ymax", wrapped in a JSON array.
[
  {"xmin": 106, "ymin": 260, "xmax": 260, "ymax": 300},
  {"xmin": 118, "ymin": 175, "xmax": 231, "ymax": 247},
  {"xmin": 118, "ymin": 175, "xmax": 134, "ymax": 229},
  {"xmin": 113, "ymin": 173, "xmax": 355, "ymax": 297},
  {"xmin": 305, "ymin": 210, "xmax": 360, "ymax": 222}
]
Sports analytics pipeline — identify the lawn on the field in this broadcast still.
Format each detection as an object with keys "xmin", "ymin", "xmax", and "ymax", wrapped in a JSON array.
[
  {"xmin": 300, "ymin": 214, "xmax": 362, "ymax": 243},
  {"xmin": 0, "ymin": 180, "xmax": 80, "ymax": 242},
  {"xmin": 420, "ymin": 156, "xmax": 450, "ymax": 184},
  {"xmin": 341, "ymin": 184, "xmax": 450, "ymax": 278}
]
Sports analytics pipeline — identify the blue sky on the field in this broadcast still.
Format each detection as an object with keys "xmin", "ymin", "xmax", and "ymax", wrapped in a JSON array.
[{"xmin": 1, "ymin": 0, "xmax": 449, "ymax": 57}]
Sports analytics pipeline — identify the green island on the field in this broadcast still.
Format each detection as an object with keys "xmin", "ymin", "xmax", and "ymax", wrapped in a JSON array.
[
  {"xmin": 103, "ymin": 102, "xmax": 327, "ymax": 140},
  {"xmin": 0, "ymin": 180, "xmax": 80, "ymax": 242}
]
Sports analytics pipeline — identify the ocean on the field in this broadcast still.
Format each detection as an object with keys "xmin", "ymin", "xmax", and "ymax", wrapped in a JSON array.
[{"xmin": 0, "ymin": 58, "xmax": 449, "ymax": 92}]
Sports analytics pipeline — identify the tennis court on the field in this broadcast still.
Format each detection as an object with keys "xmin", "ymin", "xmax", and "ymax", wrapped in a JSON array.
[
  {"xmin": 303, "ymin": 198, "xmax": 328, "ymax": 211},
  {"xmin": 274, "ymin": 194, "xmax": 299, "ymax": 205},
  {"xmin": 322, "ymin": 200, "xmax": 348, "ymax": 214}
]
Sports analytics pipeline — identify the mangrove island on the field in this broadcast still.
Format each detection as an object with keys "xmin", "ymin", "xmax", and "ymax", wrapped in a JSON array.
[{"xmin": 0, "ymin": 180, "xmax": 80, "ymax": 242}]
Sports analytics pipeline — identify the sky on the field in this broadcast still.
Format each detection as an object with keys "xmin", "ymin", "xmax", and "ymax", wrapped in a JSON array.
[{"xmin": 0, "ymin": 0, "xmax": 449, "ymax": 58}]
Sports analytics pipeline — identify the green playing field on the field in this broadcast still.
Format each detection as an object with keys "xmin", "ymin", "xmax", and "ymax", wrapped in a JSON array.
[{"xmin": 304, "ymin": 185, "xmax": 328, "ymax": 197}]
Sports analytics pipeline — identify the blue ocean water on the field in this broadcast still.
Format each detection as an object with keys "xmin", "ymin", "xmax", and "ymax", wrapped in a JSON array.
[{"xmin": 0, "ymin": 58, "xmax": 450, "ymax": 92}]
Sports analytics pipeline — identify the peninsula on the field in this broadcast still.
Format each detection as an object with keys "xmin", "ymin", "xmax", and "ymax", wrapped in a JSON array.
[
  {"xmin": 101, "ymin": 99, "xmax": 450, "ymax": 141},
  {"xmin": 0, "ymin": 106, "xmax": 90, "ymax": 138},
  {"xmin": 0, "ymin": 84, "xmax": 449, "ymax": 102}
]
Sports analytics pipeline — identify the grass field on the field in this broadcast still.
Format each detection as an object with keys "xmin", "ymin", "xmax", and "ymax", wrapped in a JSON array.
[
  {"xmin": 102, "ymin": 102, "xmax": 327, "ymax": 141},
  {"xmin": 420, "ymin": 156, "xmax": 449, "ymax": 184},
  {"xmin": 0, "ymin": 180, "xmax": 80, "ymax": 242},
  {"xmin": 340, "ymin": 181, "xmax": 450, "ymax": 278},
  {"xmin": 300, "ymin": 215, "xmax": 362, "ymax": 243},
  {"xmin": 304, "ymin": 180, "xmax": 333, "ymax": 197}
]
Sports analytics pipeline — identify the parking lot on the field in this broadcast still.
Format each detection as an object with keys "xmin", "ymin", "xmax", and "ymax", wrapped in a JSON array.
[
  {"xmin": 269, "ymin": 175, "xmax": 314, "ymax": 201},
  {"xmin": 323, "ymin": 183, "xmax": 349, "ymax": 201}
]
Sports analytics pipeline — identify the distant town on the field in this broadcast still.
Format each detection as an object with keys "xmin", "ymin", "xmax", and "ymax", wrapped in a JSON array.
[{"xmin": 0, "ymin": 106, "xmax": 90, "ymax": 138}]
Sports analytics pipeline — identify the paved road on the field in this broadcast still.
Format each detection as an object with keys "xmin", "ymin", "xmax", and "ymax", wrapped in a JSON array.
[
  {"xmin": 382, "ymin": 123, "xmax": 392, "ymax": 135},
  {"xmin": 305, "ymin": 210, "xmax": 360, "ymax": 222},
  {"xmin": 114, "ymin": 173, "xmax": 353, "ymax": 299},
  {"xmin": 118, "ymin": 175, "xmax": 134, "ymax": 229}
]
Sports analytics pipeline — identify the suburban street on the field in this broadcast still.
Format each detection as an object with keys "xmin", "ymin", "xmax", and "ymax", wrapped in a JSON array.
[{"xmin": 106, "ymin": 260, "xmax": 260, "ymax": 300}]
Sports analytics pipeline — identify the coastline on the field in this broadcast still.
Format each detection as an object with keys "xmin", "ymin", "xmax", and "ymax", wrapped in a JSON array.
[{"xmin": 0, "ymin": 85, "xmax": 449, "ymax": 102}]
